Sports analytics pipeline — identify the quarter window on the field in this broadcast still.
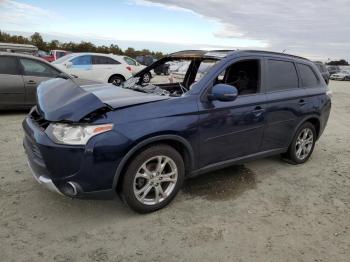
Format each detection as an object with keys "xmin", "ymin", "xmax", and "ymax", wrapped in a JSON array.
[
  {"xmin": 298, "ymin": 64, "xmax": 319, "ymax": 87},
  {"xmin": 19, "ymin": 58, "xmax": 59, "ymax": 76},
  {"xmin": 0, "ymin": 56, "xmax": 19, "ymax": 75},
  {"xmin": 266, "ymin": 60, "xmax": 298, "ymax": 92},
  {"xmin": 123, "ymin": 57, "xmax": 137, "ymax": 66},
  {"xmin": 71, "ymin": 55, "xmax": 92, "ymax": 65}
]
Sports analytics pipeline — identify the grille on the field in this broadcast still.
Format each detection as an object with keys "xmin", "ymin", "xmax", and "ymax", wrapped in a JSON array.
[
  {"xmin": 30, "ymin": 107, "xmax": 50, "ymax": 130},
  {"xmin": 24, "ymin": 136, "xmax": 44, "ymax": 165}
]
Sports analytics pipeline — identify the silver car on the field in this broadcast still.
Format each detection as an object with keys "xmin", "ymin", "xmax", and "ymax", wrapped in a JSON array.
[
  {"xmin": 330, "ymin": 69, "xmax": 350, "ymax": 81},
  {"xmin": 0, "ymin": 52, "xmax": 96, "ymax": 109}
]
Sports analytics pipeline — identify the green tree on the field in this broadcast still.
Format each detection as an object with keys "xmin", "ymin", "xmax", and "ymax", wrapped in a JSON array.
[
  {"xmin": 0, "ymin": 30, "xmax": 165, "ymax": 58},
  {"xmin": 30, "ymin": 32, "xmax": 46, "ymax": 50}
]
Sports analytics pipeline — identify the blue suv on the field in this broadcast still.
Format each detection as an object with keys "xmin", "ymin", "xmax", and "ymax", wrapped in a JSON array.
[{"xmin": 23, "ymin": 50, "xmax": 331, "ymax": 213}]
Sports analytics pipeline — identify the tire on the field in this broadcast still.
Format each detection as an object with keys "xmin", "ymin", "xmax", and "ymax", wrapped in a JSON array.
[
  {"xmin": 283, "ymin": 122, "xmax": 317, "ymax": 164},
  {"xmin": 142, "ymin": 72, "xmax": 152, "ymax": 83},
  {"xmin": 121, "ymin": 144, "xmax": 185, "ymax": 213},
  {"xmin": 108, "ymin": 75, "xmax": 125, "ymax": 86}
]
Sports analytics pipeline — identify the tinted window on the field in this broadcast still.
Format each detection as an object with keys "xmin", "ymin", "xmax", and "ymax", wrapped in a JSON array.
[
  {"xmin": 71, "ymin": 55, "xmax": 91, "ymax": 65},
  {"xmin": 267, "ymin": 60, "xmax": 298, "ymax": 91},
  {"xmin": 214, "ymin": 59, "xmax": 260, "ymax": 96},
  {"xmin": 19, "ymin": 58, "xmax": 59, "ymax": 76},
  {"xmin": 92, "ymin": 56, "xmax": 120, "ymax": 65},
  {"xmin": 298, "ymin": 64, "xmax": 319, "ymax": 87},
  {"xmin": 0, "ymin": 56, "xmax": 19, "ymax": 75},
  {"xmin": 123, "ymin": 57, "xmax": 137, "ymax": 65}
]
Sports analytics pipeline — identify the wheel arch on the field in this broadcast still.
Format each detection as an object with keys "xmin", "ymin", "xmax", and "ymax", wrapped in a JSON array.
[
  {"xmin": 108, "ymin": 74, "xmax": 126, "ymax": 83},
  {"xmin": 291, "ymin": 116, "xmax": 321, "ymax": 144},
  {"xmin": 113, "ymin": 135, "xmax": 195, "ymax": 191}
]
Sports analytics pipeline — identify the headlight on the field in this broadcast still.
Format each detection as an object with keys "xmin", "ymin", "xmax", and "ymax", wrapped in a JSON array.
[{"xmin": 46, "ymin": 123, "xmax": 114, "ymax": 145}]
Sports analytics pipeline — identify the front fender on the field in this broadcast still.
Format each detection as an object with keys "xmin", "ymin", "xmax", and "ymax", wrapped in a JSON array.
[{"xmin": 112, "ymin": 134, "xmax": 195, "ymax": 190}]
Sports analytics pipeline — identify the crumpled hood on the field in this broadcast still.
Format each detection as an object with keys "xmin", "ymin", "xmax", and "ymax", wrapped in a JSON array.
[
  {"xmin": 37, "ymin": 78, "xmax": 169, "ymax": 122},
  {"xmin": 82, "ymin": 83, "xmax": 170, "ymax": 109}
]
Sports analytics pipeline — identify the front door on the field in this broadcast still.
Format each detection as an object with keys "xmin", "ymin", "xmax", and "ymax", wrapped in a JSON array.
[
  {"xmin": 0, "ymin": 56, "xmax": 25, "ymax": 107},
  {"xmin": 18, "ymin": 57, "xmax": 61, "ymax": 105},
  {"xmin": 198, "ymin": 58, "xmax": 266, "ymax": 168},
  {"xmin": 69, "ymin": 55, "xmax": 93, "ymax": 81}
]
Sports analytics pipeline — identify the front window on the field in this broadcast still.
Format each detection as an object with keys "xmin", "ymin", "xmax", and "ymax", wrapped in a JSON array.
[
  {"xmin": 19, "ymin": 58, "xmax": 59, "ymax": 76},
  {"xmin": 214, "ymin": 59, "xmax": 260, "ymax": 95},
  {"xmin": 71, "ymin": 55, "xmax": 92, "ymax": 66}
]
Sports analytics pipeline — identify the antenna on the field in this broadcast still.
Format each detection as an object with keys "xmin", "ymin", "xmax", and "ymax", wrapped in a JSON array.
[{"xmin": 282, "ymin": 49, "xmax": 287, "ymax": 53}]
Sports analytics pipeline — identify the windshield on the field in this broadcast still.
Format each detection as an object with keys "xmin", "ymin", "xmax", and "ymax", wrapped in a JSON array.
[
  {"xmin": 53, "ymin": 54, "xmax": 76, "ymax": 64},
  {"xmin": 125, "ymin": 57, "xmax": 220, "ymax": 96}
]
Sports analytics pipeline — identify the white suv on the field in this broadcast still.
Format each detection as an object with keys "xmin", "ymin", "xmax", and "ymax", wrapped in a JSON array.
[{"xmin": 53, "ymin": 53, "xmax": 148, "ymax": 85}]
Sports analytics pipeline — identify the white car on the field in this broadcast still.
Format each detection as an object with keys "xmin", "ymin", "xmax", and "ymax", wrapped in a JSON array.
[
  {"xmin": 330, "ymin": 69, "xmax": 350, "ymax": 81},
  {"xmin": 53, "ymin": 53, "xmax": 149, "ymax": 85}
]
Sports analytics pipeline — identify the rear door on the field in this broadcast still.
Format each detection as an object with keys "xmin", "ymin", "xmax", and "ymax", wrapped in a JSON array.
[
  {"xmin": 91, "ymin": 55, "xmax": 121, "ymax": 82},
  {"xmin": 18, "ymin": 57, "xmax": 61, "ymax": 105},
  {"xmin": 0, "ymin": 56, "xmax": 25, "ymax": 107},
  {"xmin": 261, "ymin": 58, "xmax": 307, "ymax": 151}
]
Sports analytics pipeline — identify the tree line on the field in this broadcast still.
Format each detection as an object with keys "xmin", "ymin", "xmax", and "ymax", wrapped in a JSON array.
[
  {"xmin": 326, "ymin": 59, "xmax": 349, "ymax": 66},
  {"xmin": 0, "ymin": 31, "xmax": 165, "ymax": 59}
]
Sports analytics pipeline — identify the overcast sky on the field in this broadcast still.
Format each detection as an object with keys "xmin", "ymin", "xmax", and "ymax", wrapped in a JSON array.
[{"xmin": 0, "ymin": 0, "xmax": 349, "ymax": 61}]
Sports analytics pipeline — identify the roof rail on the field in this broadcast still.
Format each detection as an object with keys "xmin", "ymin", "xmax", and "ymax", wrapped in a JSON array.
[{"xmin": 242, "ymin": 50, "xmax": 309, "ymax": 61}]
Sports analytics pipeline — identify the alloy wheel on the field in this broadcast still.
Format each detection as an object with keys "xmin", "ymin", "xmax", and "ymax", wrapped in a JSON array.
[
  {"xmin": 295, "ymin": 128, "xmax": 314, "ymax": 160},
  {"xmin": 133, "ymin": 156, "xmax": 178, "ymax": 205}
]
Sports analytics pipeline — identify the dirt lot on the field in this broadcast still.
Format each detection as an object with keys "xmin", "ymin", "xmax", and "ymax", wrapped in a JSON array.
[{"xmin": 0, "ymin": 81, "xmax": 349, "ymax": 262}]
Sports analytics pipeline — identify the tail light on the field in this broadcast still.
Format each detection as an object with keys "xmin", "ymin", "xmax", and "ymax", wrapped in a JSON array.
[{"xmin": 126, "ymin": 66, "xmax": 132, "ymax": 71}]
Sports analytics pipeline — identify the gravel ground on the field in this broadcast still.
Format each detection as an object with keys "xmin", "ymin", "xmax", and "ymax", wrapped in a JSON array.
[{"xmin": 0, "ymin": 81, "xmax": 349, "ymax": 262}]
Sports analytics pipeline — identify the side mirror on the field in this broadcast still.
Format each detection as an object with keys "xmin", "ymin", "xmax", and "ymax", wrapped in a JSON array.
[{"xmin": 207, "ymin": 84, "xmax": 238, "ymax": 102}]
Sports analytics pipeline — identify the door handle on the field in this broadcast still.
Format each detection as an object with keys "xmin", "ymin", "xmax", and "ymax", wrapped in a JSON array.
[
  {"xmin": 27, "ymin": 80, "xmax": 37, "ymax": 84},
  {"xmin": 252, "ymin": 106, "xmax": 265, "ymax": 116},
  {"xmin": 298, "ymin": 99, "xmax": 307, "ymax": 106}
]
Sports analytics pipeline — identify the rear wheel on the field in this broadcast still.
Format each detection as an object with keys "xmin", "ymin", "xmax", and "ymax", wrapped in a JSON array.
[
  {"xmin": 283, "ymin": 122, "xmax": 316, "ymax": 164},
  {"xmin": 121, "ymin": 145, "xmax": 185, "ymax": 213},
  {"xmin": 108, "ymin": 75, "xmax": 125, "ymax": 86}
]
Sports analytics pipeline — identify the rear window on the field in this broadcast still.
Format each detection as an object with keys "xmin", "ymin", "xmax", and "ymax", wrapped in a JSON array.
[
  {"xmin": 92, "ymin": 56, "xmax": 120, "ymax": 65},
  {"xmin": 0, "ymin": 56, "xmax": 19, "ymax": 75},
  {"xmin": 266, "ymin": 60, "xmax": 298, "ymax": 92},
  {"xmin": 298, "ymin": 64, "xmax": 319, "ymax": 87}
]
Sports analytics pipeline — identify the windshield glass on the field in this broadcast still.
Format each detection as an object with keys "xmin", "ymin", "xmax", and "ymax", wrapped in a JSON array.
[
  {"xmin": 53, "ymin": 54, "xmax": 75, "ymax": 64},
  {"xmin": 124, "ymin": 57, "xmax": 220, "ymax": 97}
]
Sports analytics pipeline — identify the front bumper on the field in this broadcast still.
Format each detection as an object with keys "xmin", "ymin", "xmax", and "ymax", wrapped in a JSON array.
[
  {"xmin": 27, "ymin": 160, "xmax": 63, "ymax": 195},
  {"xmin": 22, "ymin": 110, "xmax": 130, "ymax": 199}
]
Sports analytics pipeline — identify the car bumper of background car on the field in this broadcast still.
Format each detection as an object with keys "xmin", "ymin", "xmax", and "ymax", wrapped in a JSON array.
[
  {"xmin": 22, "ymin": 116, "xmax": 129, "ymax": 199},
  {"xmin": 330, "ymin": 76, "xmax": 344, "ymax": 80}
]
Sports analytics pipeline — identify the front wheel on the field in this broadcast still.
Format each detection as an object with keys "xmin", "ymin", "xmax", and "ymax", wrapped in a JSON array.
[
  {"xmin": 283, "ymin": 122, "xmax": 316, "ymax": 164},
  {"xmin": 121, "ymin": 145, "xmax": 185, "ymax": 213},
  {"xmin": 108, "ymin": 75, "xmax": 125, "ymax": 86}
]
